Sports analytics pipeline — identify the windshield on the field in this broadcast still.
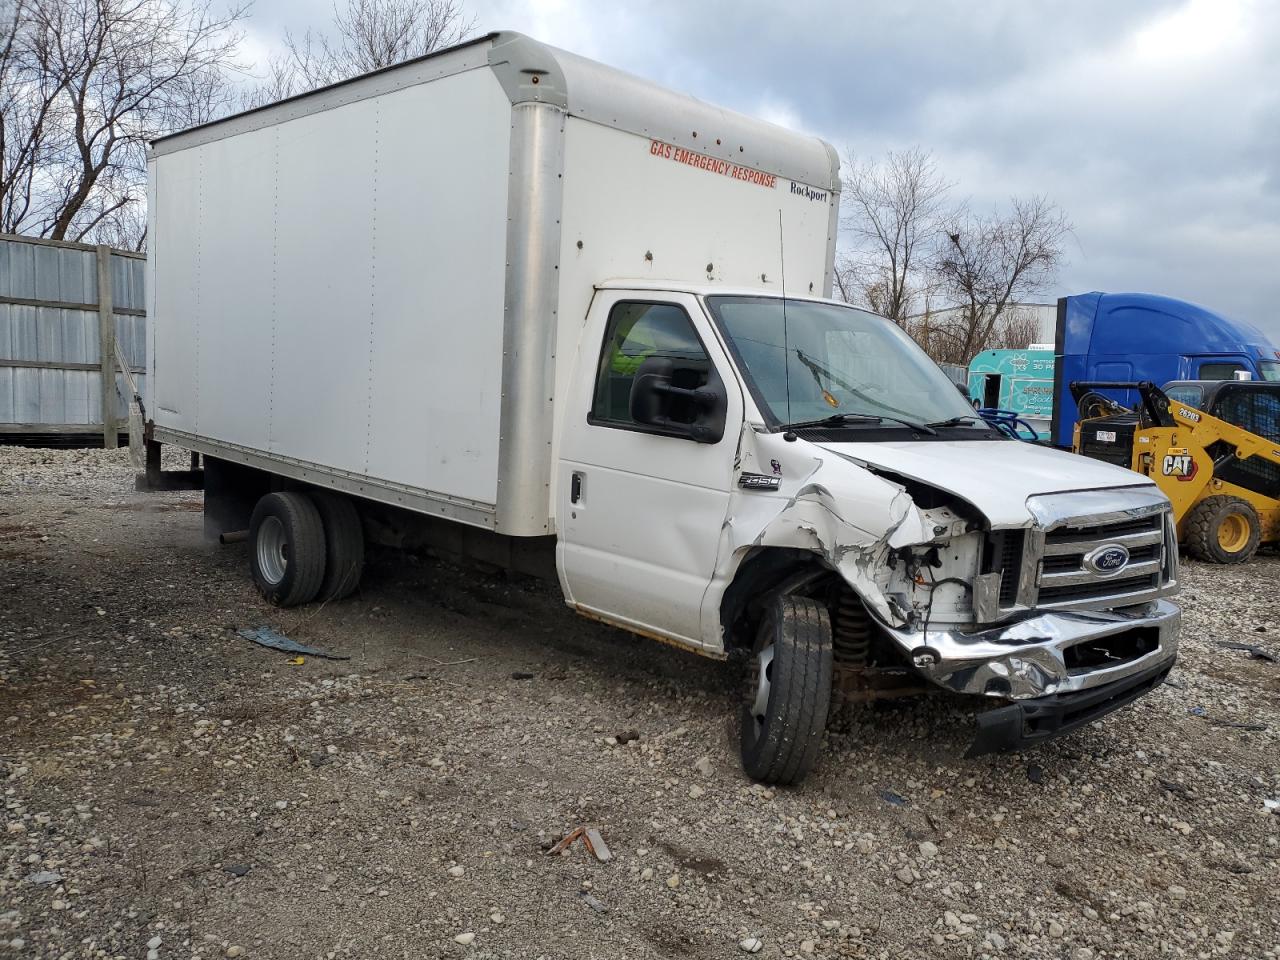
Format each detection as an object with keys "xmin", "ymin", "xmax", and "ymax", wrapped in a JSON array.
[
  {"xmin": 1259, "ymin": 360, "xmax": 1280, "ymax": 382},
  {"xmin": 705, "ymin": 296, "xmax": 985, "ymax": 430}
]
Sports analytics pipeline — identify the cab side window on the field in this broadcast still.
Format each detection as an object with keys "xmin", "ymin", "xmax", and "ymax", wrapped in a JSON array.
[
  {"xmin": 590, "ymin": 302, "xmax": 711, "ymax": 428},
  {"xmin": 1199, "ymin": 361, "xmax": 1246, "ymax": 380}
]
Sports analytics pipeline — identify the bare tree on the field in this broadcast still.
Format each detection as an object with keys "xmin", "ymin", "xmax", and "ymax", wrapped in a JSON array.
[
  {"xmin": 0, "ymin": 0, "xmax": 244, "ymax": 245},
  {"xmin": 248, "ymin": 0, "xmax": 475, "ymax": 106},
  {"xmin": 835, "ymin": 148, "xmax": 951, "ymax": 325},
  {"xmin": 933, "ymin": 195, "xmax": 1071, "ymax": 361},
  {"xmin": 0, "ymin": 0, "xmax": 67, "ymax": 236}
]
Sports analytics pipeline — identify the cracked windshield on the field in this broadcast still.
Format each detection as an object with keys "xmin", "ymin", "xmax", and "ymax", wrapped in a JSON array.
[{"xmin": 706, "ymin": 296, "xmax": 986, "ymax": 430}]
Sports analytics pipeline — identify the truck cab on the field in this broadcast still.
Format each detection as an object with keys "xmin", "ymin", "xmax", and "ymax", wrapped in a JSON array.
[{"xmin": 558, "ymin": 282, "xmax": 1180, "ymax": 781}]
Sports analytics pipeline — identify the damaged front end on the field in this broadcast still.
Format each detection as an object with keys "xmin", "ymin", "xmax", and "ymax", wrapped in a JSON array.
[{"xmin": 713, "ymin": 425, "xmax": 1181, "ymax": 755}]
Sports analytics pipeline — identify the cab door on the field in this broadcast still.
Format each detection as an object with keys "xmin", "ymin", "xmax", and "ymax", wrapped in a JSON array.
[{"xmin": 556, "ymin": 291, "xmax": 743, "ymax": 648}]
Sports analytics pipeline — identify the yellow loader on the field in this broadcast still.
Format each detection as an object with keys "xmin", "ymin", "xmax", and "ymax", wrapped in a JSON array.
[{"xmin": 1071, "ymin": 379, "xmax": 1280, "ymax": 563}]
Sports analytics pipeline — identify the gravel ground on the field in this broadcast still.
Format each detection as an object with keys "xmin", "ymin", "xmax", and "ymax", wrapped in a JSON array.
[{"xmin": 1, "ymin": 446, "xmax": 1278, "ymax": 960}]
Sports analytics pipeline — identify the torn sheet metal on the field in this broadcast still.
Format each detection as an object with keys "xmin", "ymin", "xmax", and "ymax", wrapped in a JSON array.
[
  {"xmin": 237, "ymin": 626, "xmax": 350, "ymax": 661},
  {"xmin": 702, "ymin": 424, "xmax": 939, "ymax": 642}
]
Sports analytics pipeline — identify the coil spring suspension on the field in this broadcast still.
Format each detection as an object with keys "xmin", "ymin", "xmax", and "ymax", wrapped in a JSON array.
[{"xmin": 832, "ymin": 590, "xmax": 872, "ymax": 666}]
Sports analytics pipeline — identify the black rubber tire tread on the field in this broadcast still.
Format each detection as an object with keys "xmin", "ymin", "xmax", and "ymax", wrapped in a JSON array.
[
  {"xmin": 1184, "ymin": 495, "xmax": 1261, "ymax": 564},
  {"xmin": 310, "ymin": 491, "xmax": 365, "ymax": 601},
  {"xmin": 249, "ymin": 492, "xmax": 327, "ymax": 607},
  {"xmin": 740, "ymin": 596, "xmax": 834, "ymax": 786}
]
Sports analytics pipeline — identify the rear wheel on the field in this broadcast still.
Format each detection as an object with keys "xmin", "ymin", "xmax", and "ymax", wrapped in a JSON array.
[
  {"xmin": 1185, "ymin": 495, "xmax": 1261, "ymax": 563},
  {"xmin": 310, "ymin": 491, "xmax": 365, "ymax": 601},
  {"xmin": 740, "ymin": 595, "xmax": 834, "ymax": 785},
  {"xmin": 249, "ymin": 492, "xmax": 327, "ymax": 606}
]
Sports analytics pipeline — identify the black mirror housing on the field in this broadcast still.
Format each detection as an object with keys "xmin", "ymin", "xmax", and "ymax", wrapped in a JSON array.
[{"xmin": 629, "ymin": 356, "xmax": 726, "ymax": 443}]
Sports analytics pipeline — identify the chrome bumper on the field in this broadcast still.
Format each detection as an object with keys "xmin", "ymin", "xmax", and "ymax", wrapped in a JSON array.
[{"xmin": 879, "ymin": 599, "xmax": 1180, "ymax": 700}]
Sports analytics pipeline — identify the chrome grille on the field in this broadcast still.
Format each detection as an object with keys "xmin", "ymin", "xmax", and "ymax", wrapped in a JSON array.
[{"xmin": 1024, "ymin": 488, "xmax": 1177, "ymax": 612}]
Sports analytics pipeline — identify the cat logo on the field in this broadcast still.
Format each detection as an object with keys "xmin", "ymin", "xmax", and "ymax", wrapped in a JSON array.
[{"xmin": 1161, "ymin": 448, "xmax": 1197, "ymax": 481}]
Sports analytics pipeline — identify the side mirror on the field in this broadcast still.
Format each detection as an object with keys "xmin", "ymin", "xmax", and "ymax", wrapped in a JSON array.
[{"xmin": 629, "ymin": 356, "xmax": 726, "ymax": 443}]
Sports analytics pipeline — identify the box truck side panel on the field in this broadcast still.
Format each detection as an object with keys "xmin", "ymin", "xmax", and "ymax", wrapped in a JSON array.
[
  {"xmin": 362, "ymin": 75, "xmax": 512, "ymax": 502},
  {"xmin": 150, "ymin": 67, "xmax": 513, "ymax": 511},
  {"xmin": 149, "ymin": 148, "xmax": 202, "ymax": 433},
  {"xmin": 196, "ymin": 123, "xmax": 286, "ymax": 451}
]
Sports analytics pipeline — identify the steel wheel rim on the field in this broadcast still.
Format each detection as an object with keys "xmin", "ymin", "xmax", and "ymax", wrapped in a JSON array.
[
  {"xmin": 257, "ymin": 515, "xmax": 289, "ymax": 584},
  {"xmin": 1217, "ymin": 514, "xmax": 1249, "ymax": 553},
  {"xmin": 748, "ymin": 644, "xmax": 775, "ymax": 733}
]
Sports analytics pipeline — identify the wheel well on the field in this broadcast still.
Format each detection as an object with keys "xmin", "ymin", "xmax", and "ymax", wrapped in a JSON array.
[{"xmin": 720, "ymin": 547, "xmax": 835, "ymax": 651}]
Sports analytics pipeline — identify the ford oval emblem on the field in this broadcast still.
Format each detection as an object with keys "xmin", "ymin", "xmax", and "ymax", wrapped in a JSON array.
[{"xmin": 1085, "ymin": 543, "xmax": 1130, "ymax": 575}]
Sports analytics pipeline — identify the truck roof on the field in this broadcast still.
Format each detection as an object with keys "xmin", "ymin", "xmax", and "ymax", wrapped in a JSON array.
[
  {"xmin": 150, "ymin": 31, "xmax": 840, "ymax": 193},
  {"xmin": 595, "ymin": 279, "xmax": 851, "ymax": 305}
]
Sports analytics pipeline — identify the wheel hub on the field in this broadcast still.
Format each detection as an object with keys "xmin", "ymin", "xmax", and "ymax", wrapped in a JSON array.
[
  {"xmin": 748, "ymin": 644, "xmax": 774, "ymax": 731},
  {"xmin": 256, "ymin": 515, "xmax": 289, "ymax": 585},
  {"xmin": 1217, "ymin": 513, "xmax": 1250, "ymax": 553}
]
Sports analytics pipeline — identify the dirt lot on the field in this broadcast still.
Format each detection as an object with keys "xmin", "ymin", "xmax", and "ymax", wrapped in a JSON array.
[{"xmin": 1, "ymin": 447, "xmax": 1278, "ymax": 960}]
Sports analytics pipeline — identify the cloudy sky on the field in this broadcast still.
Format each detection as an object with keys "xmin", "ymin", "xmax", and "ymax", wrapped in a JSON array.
[{"xmin": 240, "ymin": 0, "xmax": 1280, "ymax": 340}]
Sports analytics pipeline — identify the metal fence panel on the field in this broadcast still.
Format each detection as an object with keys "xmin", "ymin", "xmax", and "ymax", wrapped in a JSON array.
[{"xmin": 0, "ymin": 233, "xmax": 145, "ymax": 444}]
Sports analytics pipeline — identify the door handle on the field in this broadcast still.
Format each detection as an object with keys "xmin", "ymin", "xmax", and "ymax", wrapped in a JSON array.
[{"xmin": 570, "ymin": 471, "xmax": 584, "ymax": 504}]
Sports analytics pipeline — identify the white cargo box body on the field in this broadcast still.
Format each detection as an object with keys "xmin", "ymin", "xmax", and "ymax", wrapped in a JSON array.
[{"xmin": 147, "ymin": 32, "xmax": 840, "ymax": 535}]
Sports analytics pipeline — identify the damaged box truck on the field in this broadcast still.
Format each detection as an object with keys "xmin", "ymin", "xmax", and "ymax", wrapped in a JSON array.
[{"xmin": 145, "ymin": 32, "xmax": 1180, "ymax": 784}]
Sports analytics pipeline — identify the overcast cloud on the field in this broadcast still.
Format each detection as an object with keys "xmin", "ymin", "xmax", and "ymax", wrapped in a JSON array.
[{"xmin": 242, "ymin": 0, "xmax": 1280, "ymax": 340}]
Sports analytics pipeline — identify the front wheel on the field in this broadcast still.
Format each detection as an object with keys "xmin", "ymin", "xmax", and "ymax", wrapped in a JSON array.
[{"xmin": 740, "ymin": 595, "xmax": 834, "ymax": 785}]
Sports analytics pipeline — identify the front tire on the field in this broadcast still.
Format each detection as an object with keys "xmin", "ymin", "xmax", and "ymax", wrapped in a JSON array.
[
  {"xmin": 740, "ymin": 596, "xmax": 834, "ymax": 785},
  {"xmin": 249, "ymin": 492, "xmax": 327, "ymax": 607},
  {"xmin": 1184, "ymin": 495, "xmax": 1261, "ymax": 564}
]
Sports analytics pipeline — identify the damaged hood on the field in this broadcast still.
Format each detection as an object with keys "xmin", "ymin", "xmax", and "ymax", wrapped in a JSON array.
[{"xmin": 812, "ymin": 439, "xmax": 1155, "ymax": 528}]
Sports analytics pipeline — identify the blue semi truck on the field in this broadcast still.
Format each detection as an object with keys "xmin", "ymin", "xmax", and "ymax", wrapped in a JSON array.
[{"xmin": 966, "ymin": 292, "xmax": 1280, "ymax": 447}]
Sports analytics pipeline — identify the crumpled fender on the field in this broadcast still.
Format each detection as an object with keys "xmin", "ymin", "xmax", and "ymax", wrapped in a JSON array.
[{"xmin": 700, "ymin": 424, "xmax": 938, "ymax": 645}]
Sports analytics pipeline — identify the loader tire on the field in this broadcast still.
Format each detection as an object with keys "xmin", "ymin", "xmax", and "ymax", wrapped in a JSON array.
[
  {"xmin": 1185, "ymin": 495, "xmax": 1261, "ymax": 564},
  {"xmin": 249, "ymin": 492, "xmax": 327, "ymax": 607},
  {"xmin": 310, "ymin": 491, "xmax": 365, "ymax": 601},
  {"xmin": 740, "ymin": 595, "xmax": 834, "ymax": 786}
]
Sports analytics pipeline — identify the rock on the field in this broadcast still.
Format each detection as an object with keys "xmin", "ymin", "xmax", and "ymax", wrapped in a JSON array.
[
  {"xmin": 895, "ymin": 866, "xmax": 914, "ymax": 884},
  {"xmin": 1169, "ymin": 885, "xmax": 1187, "ymax": 901},
  {"xmin": 489, "ymin": 912, "xmax": 504, "ymax": 924},
  {"xmin": 224, "ymin": 863, "xmax": 251, "ymax": 877},
  {"xmin": 226, "ymin": 947, "xmax": 245, "ymax": 957},
  {"xmin": 1049, "ymin": 920, "xmax": 1065, "ymax": 938},
  {"xmin": 986, "ymin": 931, "xmax": 1006, "ymax": 951},
  {"xmin": 918, "ymin": 840, "xmax": 939, "ymax": 859},
  {"xmin": 689, "ymin": 785, "xmax": 706, "ymax": 799},
  {"xmin": 273, "ymin": 800, "xmax": 288, "ymax": 810},
  {"xmin": 148, "ymin": 936, "xmax": 163, "ymax": 949},
  {"xmin": 453, "ymin": 932, "xmax": 475, "ymax": 946},
  {"xmin": 800, "ymin": 940, "xmax": 816, "ymax": 953},
  {"xmin": 666, "ymin": 873, "xmax": 681, "ymax": 889},
  {"xmin": 1073, "ymin": 949, "xmax": 1094, "ymax": 960},
  {"xmin": 447, "ymin": 865, "xmax": 465, "ymax": 878},
  {"xmin": 738, "ymin": 937, "xmax": 763, "ymax": 954},
  {"xmin": 640, "ymin": 867, "xmax": 654, "ymax": 881},
  {"xmin": 694, "ymin": 756, "xmax": 714, "ymax": 777}
]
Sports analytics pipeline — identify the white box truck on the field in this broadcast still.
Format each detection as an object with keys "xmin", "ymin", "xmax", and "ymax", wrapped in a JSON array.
[{"xmin": 145, "ymin": 31, "xmax": 1180, "ymax": 783}]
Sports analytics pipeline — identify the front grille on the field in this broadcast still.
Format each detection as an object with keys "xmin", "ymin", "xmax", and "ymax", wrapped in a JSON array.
[{"xmin": 1033, "ymin": 506, "xmax": 1169, "ymax": 610}]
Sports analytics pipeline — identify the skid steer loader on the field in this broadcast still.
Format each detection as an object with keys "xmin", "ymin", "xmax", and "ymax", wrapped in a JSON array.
[{"xmin": 1071, "ymin": 379, "xmax": 1280, "ymax": 563}]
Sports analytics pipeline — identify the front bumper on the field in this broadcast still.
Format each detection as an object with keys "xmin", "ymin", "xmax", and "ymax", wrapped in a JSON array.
[
  {"xmin": 879, "ymin": 598, "xmax": 1180, "ymax": 700},
  {"xmin": 966, "ymin": 657, "xmax": 1173, "ymax": 757}
]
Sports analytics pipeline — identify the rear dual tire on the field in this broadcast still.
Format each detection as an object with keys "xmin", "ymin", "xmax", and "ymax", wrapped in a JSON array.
[{"xmin": 249, "ymin": 491, "xmax": 365, "ymax": 607}]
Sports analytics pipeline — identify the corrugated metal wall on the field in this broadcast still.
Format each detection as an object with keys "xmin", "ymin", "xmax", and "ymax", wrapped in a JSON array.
[{"xmin": 0, "ymin": 234, "xmax": 146, "ymax": 442}]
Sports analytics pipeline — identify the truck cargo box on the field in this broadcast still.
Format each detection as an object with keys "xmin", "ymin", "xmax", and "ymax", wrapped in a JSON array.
[{"xmin": 147, "ymin": 31, "xmax": 841, "ymax": 536}]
